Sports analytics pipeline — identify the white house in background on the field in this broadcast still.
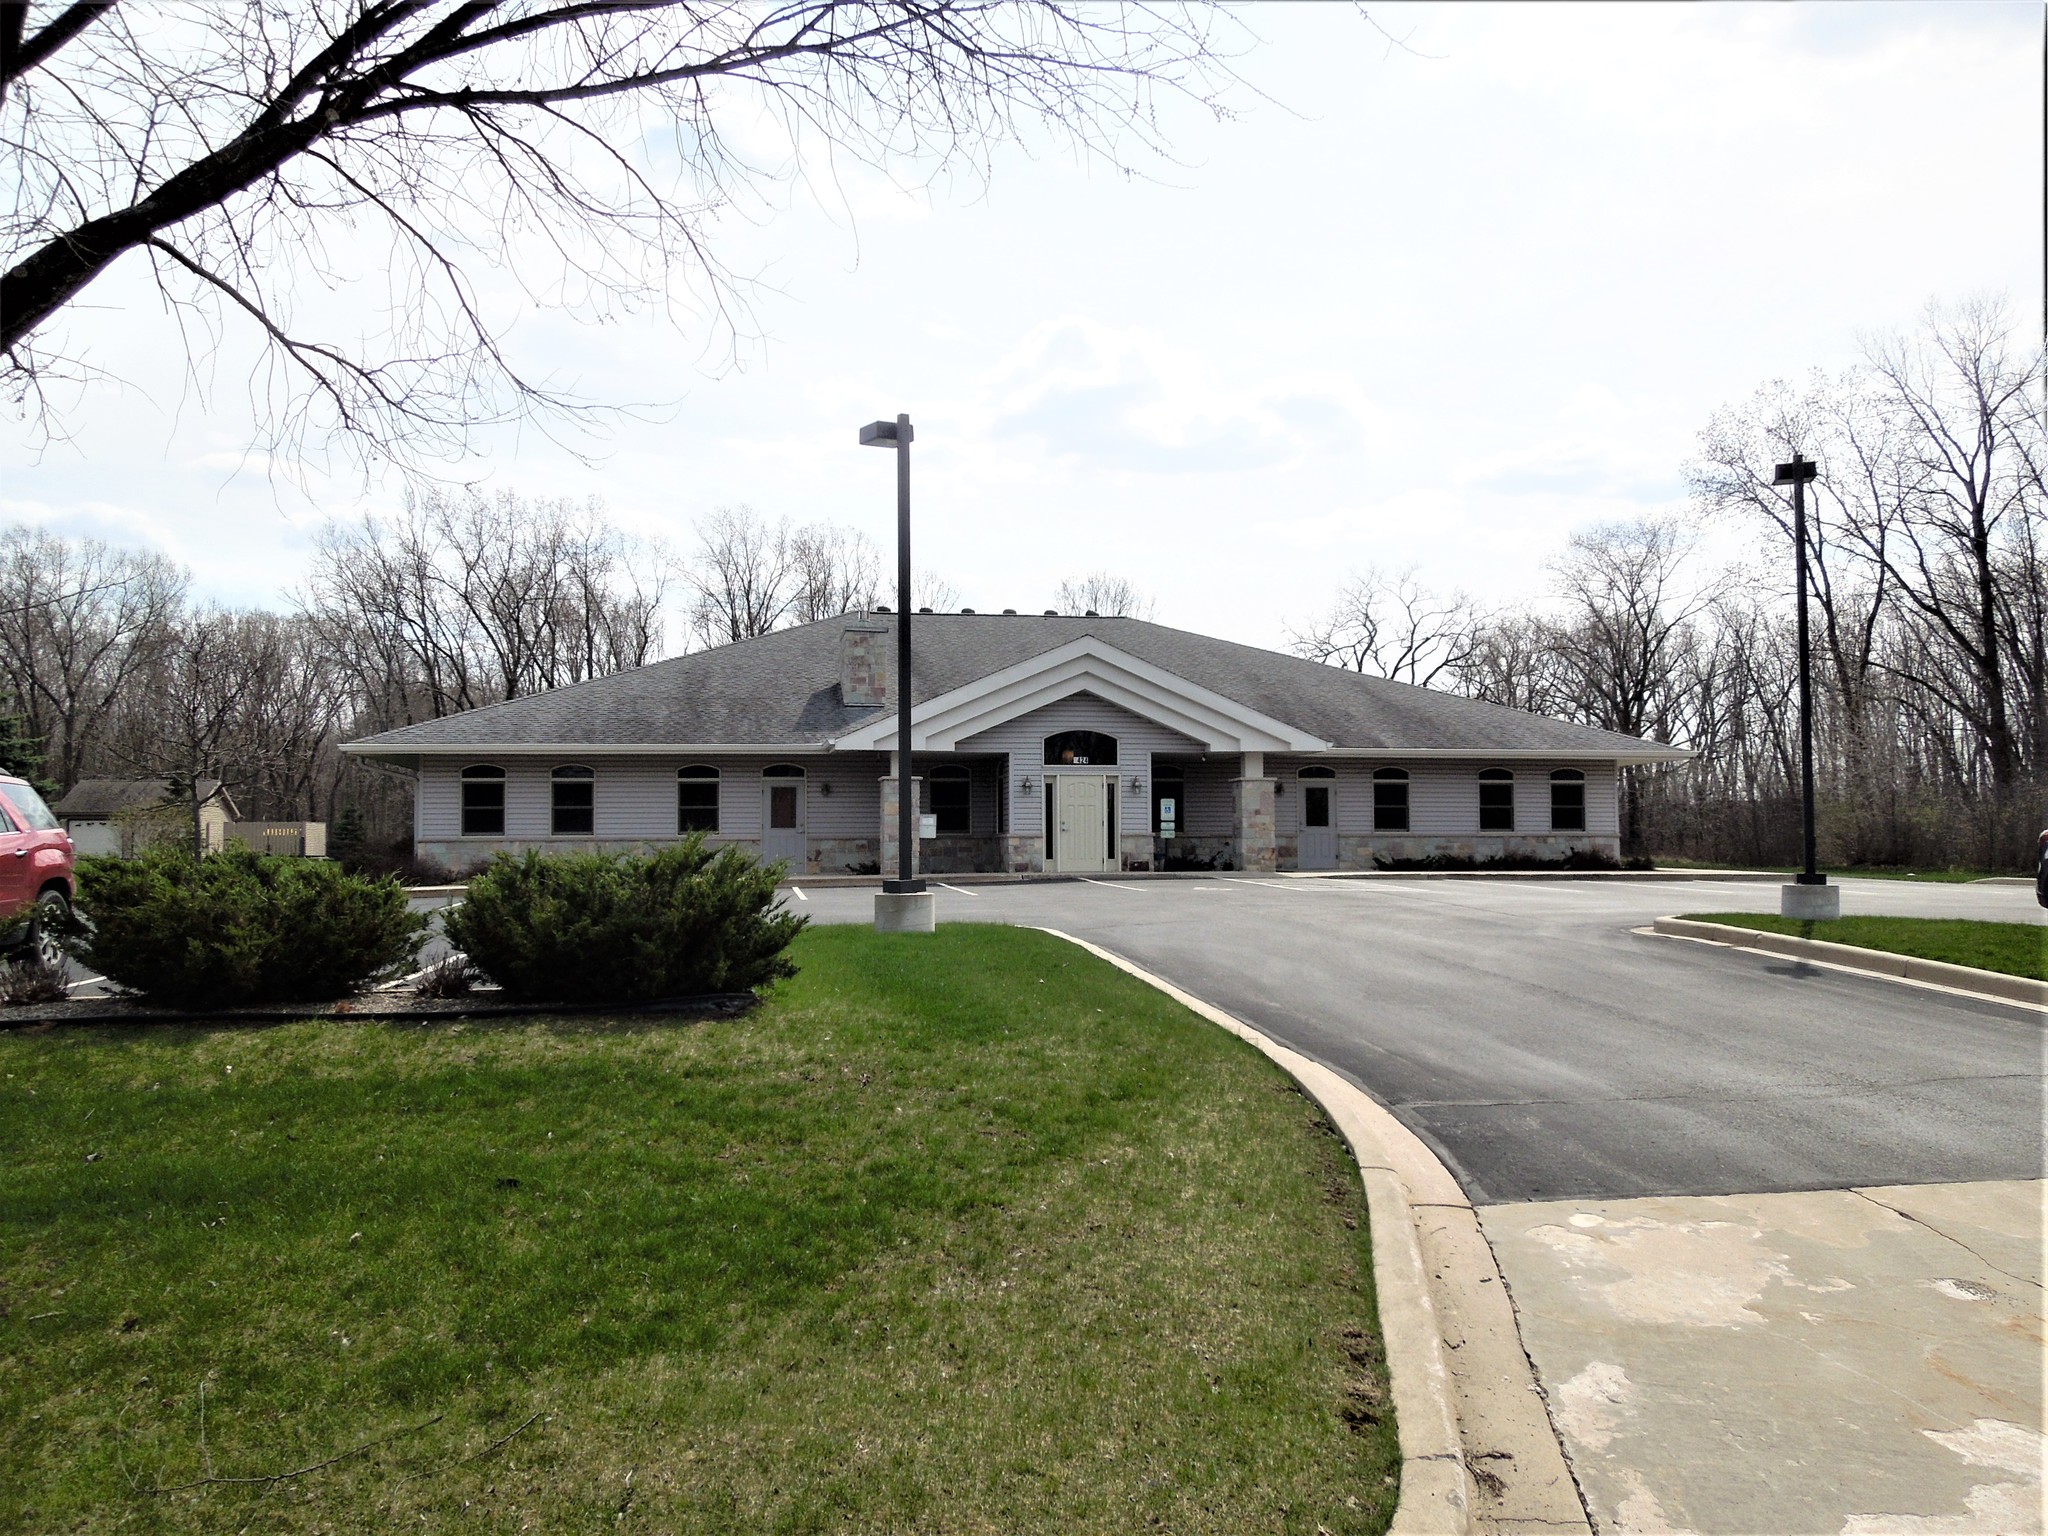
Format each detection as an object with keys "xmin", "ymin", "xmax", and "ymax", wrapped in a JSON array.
[{"xmin": 342, "ymin": 611, "xmax": 1690, "ymax": 878}]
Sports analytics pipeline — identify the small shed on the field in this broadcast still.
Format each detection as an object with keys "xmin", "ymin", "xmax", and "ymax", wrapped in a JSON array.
[{"xmin": 52, "ymin": 778, "xmax": 240, "ymax": 857}]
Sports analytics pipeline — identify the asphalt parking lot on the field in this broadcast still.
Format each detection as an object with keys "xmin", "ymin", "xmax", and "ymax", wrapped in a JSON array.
[{"xmin": 789, "ymin": 874, "xmax": 2045, "ymax": 1204}]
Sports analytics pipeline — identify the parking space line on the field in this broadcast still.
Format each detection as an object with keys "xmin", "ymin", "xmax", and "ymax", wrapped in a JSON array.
[
  {"xmin": 1080, "ymin": 878, "xmax": 1146, "ymax": 894},
  {"xmin": 935, "ymin": 883, "xmax": 978, "ymax": 897},
  {"xmin": 789, "ymin": 885, "xmax": 808, "ymax": 901}
]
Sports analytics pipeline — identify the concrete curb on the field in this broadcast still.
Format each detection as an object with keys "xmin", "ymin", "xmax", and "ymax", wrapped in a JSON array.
[
  {"xmin": 1649, "ymin": 917, "xmax": 2048, "ymax": 1010},
  {"xmin": 1039, "ymin": 928, "xmax": 1592, "ymax": 1536}
]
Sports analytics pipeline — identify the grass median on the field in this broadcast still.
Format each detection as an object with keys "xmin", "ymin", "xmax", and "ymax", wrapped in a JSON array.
[
  {"xmin": 1679, "ymin": 912, "xmax": 2047, "ymax": 982},
  {"xmin": 1, "ymin": 924, "xmax": 1397, "ymax": 1535}
]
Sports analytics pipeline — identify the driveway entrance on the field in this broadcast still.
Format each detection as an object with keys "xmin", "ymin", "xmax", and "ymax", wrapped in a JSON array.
[{"xmin": 794, "ymin": 873, "xmax": 2043, "ymax": 1534}]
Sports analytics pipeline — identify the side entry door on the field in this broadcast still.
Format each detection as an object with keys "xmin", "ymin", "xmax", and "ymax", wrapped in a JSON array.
[
  {"xmin": 761, "ymin": 774, "xmax": 807, "ymax": 869},
  {"xmin": 1297, "ymin": 772, "xmax": 1337, "ymax": 870}
]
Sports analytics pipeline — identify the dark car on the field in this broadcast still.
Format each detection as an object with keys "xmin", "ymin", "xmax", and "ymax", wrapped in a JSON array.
[
  {"xmin": 2037, "ymin": 828, "xmax": 2047, "ymax": 909},
  {"xmin": 0, "ymin": 775, "xmax": 76, "ymax": 968}
]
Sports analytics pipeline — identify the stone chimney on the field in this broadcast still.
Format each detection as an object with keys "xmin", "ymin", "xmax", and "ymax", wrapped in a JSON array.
[{"xmin": 840, "ymin": 617, "xmax": 889, "ymax": 706}]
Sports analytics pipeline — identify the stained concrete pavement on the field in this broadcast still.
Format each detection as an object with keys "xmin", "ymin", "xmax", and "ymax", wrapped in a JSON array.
[{"xmin": 1482, "ymin": 1180, "xmax": 2044, "ymax": 1535}]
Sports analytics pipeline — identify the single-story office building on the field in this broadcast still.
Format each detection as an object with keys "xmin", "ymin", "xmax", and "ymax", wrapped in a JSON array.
[{"xmin": 343, "ymin": 611, "xmax": 1688, "ymax": 877}]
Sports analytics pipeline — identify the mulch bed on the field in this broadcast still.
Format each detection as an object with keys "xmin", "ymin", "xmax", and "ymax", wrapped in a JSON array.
[{"xmin": 0, "ymin": 990, "xmax": 759, "ymax": 1028}]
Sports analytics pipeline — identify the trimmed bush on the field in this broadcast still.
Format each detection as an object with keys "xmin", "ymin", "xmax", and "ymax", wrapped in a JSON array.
[
  {"xmin": 65, "ymin": 847, "xmax": 426, "ymax": 1009},
  {"xmin": 441, "ymin": 839, "xmax": 806, "ymax": 1004}
]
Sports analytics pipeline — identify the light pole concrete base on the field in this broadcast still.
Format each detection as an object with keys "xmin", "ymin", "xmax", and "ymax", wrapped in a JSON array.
[
  {"xmin": 874, "ymin": 891, "xmax": 936, "ymax": 933},
  {"xmin": 1780, "ymin": 882, "xmax": 1841, "ymax": 921}
]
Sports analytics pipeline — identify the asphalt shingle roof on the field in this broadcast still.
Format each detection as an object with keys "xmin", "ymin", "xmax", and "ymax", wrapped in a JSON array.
[
  {"xmin": 346, "ymin": 613, "xmax": 1679, "ymax": 758},
  {"xmin": 53, "ymin": 777, "xmax": 228, "ymax": 816}
]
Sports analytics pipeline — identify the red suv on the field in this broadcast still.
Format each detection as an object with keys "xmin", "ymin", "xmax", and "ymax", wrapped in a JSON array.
[{"xmin": 0, "ymin": 775, "xmax": 75, "ymax": 968}]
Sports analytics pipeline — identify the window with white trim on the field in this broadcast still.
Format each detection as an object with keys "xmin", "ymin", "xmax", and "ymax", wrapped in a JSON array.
[
  {"xmin": 1478, "ymin": 768, "xmax": 1515, "ymax": 831},
  {"xmin": 1372, "ymin": 768, "xmax": 1409, "ymax": 832},
  {"xmin": 461, "ymin": 765, "xmax": 505, "ymax": 836},
  {"xmin": 551, "ymin": 765, "xmax": 595, "ymax": 835},
  {"xmin": 1550, "ymin": 768, "xmax": 1586, "ymax": 832},
  {"xmin": 678, "ymin": 765, "xmax": 719, "ymax": 833}
]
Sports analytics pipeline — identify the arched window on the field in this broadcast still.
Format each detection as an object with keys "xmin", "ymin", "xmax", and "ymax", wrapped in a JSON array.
[
  {"xmin": 678, "ymin": 765, "xmax": 720, "ymax": 833},
  {"xmin": 551, "ymin": 765, "xmax": 595, "ymax": 836},
  {"xmin": 1297, "ymin": 765, "xmax": 1336, "ymax": 778},
  {"xmin": 930, "ymin": 764, "xmax": 971, "ymax": 834},
  {"xmin": 460, "ymin": 765, "xmax": 505, "ymax": 837},
  {"xmin": 762, "ymin": 763, "xmax": 807, "ymax": 778},
  {"xmin": 1478, "ymin": 767, "xmax": 1515, "ymax": 831},
  {"xmin": 1043, "ymin": 730, "xmax": 1118, "ymax": 766},
  {"xmin": 1372, "ymin": 767, "xmax": 1409, "ymax": 832},
  {"xmin": 1550, "ymin": 768, "xmax": 1587, "ymax": 832}
]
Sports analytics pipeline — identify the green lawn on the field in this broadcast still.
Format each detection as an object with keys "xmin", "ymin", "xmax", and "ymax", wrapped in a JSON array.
[
  {"xmin": 1656, "ymin": 858, "xmax": 2018, "ymax": 882},
  {"xmin": 1680, "ymin": 912, "xmax": 2048, "ymax": 981},
  {"xmin": 0, "ymin": 925, "xmax": 1397, "ymax": 1535}
]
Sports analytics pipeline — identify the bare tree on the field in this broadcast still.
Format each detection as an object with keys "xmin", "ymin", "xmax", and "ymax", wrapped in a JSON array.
[
  {"xmin": 1853, "ymin": 298, "xmax": 2044, "ymax": 791},
  {"xmin": 302, "ymin": 487, "xmax": 667, "ymax": 720},
  {"xmin": 1056, "ymin": 572, "xmax": 1155, "ymax": 619},
  {"xmin": 685, "ymin": 504, "xmax": 795, "ymax": 647},
  {"xmin": 788, "ymin": 523, "xmax": 881, "ymax": 623},
  {"xmin": 0, "ymin": 526, "xmax": 185, "ymax": 787},
  {"xmin": 911, "ymin": 569, "xmax": 960, "ymax": 613},
  {"xmin": 118, "ymin": 606, "xmax": 266, "ymax": 857},
  {"xmin": 1289, "ymin": 566, "xmax": 1474, "ymax": 687},
  {"xmin": 3, "ymin": 2, "xmax": 1245, "ymax": 468}
]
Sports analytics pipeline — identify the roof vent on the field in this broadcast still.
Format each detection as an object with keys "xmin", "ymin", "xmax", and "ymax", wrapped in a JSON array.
[
  {"xmin": 1084, "ymin": 609, "xmax": 1100, "ymax": 617},
  {"xmin": 961, "ymin": 607, "xmax": 975, "ymax": 614},
  {"xmin": 875, "ymin": 604, "xmax": 891, "ymax": 613},
  {"xmin": 1043, "ymin": 609, "xmax": 1057, "ymax": 616},
  {"xmin": 1003, "ymin": 607, "xmax": 1017, "ymax": 615},
  {"xmin": 918, "ymin": 606, "xmax": 933, "ymax": 614}
]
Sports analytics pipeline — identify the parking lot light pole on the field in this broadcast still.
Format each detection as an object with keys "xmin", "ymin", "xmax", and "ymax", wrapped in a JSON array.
[
  {"xmin": 1773, "ymin": 452, "xmax": 1839, "ymax": 920},
  {"xmin": 860, "ymin": 414, "xmax": 934, "ymax": 933}
]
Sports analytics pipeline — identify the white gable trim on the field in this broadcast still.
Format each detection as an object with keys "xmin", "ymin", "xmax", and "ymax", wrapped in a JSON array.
[{"xmin": 830, "ymin": 637, "xmax": 1327, "ymax": 753}]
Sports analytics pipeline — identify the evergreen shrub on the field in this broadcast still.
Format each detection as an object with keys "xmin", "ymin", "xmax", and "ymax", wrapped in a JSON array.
[
  {"xmin": 65, "ymin": 847, "xmax": 426, "ymax": 1008},
  {"xmin": 441, "ymin": 839, "xmax": 806, "ymax": 1004}
]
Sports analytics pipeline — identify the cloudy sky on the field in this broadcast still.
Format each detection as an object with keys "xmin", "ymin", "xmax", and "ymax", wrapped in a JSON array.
[{"xmin": 3, "ymin": 1, "xmax": 2036, "ymax": 651}]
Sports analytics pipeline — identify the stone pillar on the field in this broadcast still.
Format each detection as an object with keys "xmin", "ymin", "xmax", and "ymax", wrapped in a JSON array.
[
  {"xmin": 1233, "ymin": 774, "xmax": 1277, "ymax": 872},
  {"xmin": 879, "ymin": 776, "xmax": 922, "ymax": 879}
]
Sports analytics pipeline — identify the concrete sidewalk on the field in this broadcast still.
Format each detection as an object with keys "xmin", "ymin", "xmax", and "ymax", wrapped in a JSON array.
[{"xmin": 1482, "ymin": 1180, "xmax": 2045, "ymax": 1535}]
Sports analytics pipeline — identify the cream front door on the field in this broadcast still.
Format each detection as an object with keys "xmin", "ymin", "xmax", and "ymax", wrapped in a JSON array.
[{"xmin": 1050, "ymin": 773, "xmax": 1113, "ymax": 874}]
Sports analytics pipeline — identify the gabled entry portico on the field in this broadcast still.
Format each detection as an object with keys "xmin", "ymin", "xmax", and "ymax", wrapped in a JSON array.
[{"xmin": 832, "ymin": 634, "xmax": 1325, "ymax": 875}]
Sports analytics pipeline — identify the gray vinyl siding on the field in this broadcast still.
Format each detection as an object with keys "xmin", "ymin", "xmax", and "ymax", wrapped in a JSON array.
[
  {"xmin": 1265, "ymin": 759, "xmax": 1620, "ymax": 837},
  {"xmin": 417, "ymin": 753, "xmax": 885, "ymax": 844},
  {"xmin": 957, "ymin": 693, "xmax": 1204, "ymax": 838},
  {"xmin": 416, "ymin": 750, "xmax": 1621, "ymax": 844}
]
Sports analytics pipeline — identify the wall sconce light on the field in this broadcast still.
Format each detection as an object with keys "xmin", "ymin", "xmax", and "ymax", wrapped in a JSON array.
[
  {"xmin": 820, "ymin": 782, "xmax": 833, "ymax": 797},
  {"xmin": 1274, "ymin": 781, "xmax": 1286, "ymax": 796},
  {"xmin": 1020, "ymin": 775, "xmax": 1035, "ymax": 795},
  {"xmin": 1129, "ymin": 777, "xmax": 1145, "ymax": 795}
]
